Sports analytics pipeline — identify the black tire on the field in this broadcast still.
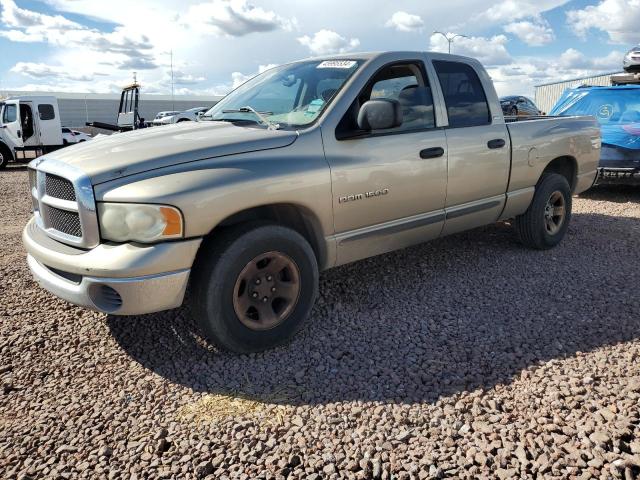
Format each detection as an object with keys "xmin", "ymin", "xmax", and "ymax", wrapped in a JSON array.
[
  {"xmin": 63, "ymin": 139, "xmax": 69, "ymax": 146},
  {"xmin": 515, "ymin": 173, "xmax": 572, "ymax": 250},
  {"xmin": 191, "ymin": 223, "xmax": 319, "ymax": 353},
  {"xmin": 0, "ymin": 145, "xmax": 11, "ymax": 169},
  {"xmin": 177, "ymin": 118, "xmax": 190, "ymax": 123}
]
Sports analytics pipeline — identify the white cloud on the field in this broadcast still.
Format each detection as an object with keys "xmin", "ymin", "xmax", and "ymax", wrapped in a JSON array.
[
  {"xmin": 297, "ymin": 29, "xmax": 360, "ymax": 56},
  {"xmin": 10, "ymin": 62, "xmax": 95, "ymax": 81},
  {"xmin": 182, "ymin": 0, "xmax": 295, "ymax": 37},
  {"xmin": 482, "ymin": 0, "xmax": 570, "ymax": 22},
  {"xmin": 385, "ymin": 11, "xmax": 424, "ymax": 32},
  {"xmin": 558, "ymin": 48, "xmax": 623, "ymax": 70},
  {"xmin": 489, "ymin": 49, "xmax": 624, "ymax": 97},
  {"xmin": 429, "ymin": 33, "xmax": 512, "ymax": 66},
  {"xmin": 504, "ymin": 20, "xmax": 555, "ymax": 46},
  {"xmin": 567, "ymin": 0, "xmax": 640, "ymax": 44},
  {"xmin": 0, "ymin": 0, "xmax": 157, "ymax": 68}
]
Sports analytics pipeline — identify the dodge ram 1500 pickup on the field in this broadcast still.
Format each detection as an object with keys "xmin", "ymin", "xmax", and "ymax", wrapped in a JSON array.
[{"xmin": 23, "ymin": 51, "xmax": 601, "ymax": 353}]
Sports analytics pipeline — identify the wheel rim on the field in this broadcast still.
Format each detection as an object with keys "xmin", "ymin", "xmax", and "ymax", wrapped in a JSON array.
[
  {"xmin": 232, "ymin": 251, "xmax": 301, "ymax": 331},
  {"xmin": 544, "ymin": 190, "xmax": 566, "ymax": 235}
]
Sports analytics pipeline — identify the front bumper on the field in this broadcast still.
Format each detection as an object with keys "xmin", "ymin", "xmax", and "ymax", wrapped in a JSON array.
[
  {"xmin": 596, "ymin": 167, "xmax": 640, "ymax": 185},
  {"xmin": 23, "ymin": 217, "xmax": 202, "ymax": 315}
]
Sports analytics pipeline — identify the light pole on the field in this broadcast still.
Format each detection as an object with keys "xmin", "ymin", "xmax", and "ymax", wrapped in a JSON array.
[
  {"xmin": 170, "ymin": 49, "xmax": 175, "ymax": 111},
  {"xmin": 432, "ymin": 31, "xmax": 468, "ymax": 54}
]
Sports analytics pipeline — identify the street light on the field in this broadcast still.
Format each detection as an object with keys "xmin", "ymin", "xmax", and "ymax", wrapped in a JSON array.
[{"xmin": 432, "ymin": 31, "xmax": 469, "ymax": 54}]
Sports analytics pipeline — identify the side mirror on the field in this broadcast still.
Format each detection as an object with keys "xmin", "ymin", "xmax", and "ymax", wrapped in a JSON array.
[{"xmin": 357, "ymin": 99, "xmax": 402, "ymax": 131}]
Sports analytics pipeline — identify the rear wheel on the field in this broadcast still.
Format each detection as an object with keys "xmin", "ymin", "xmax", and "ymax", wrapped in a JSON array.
[
  {"xmin": 191, "ymin": 223, "xmax": 319, "ymax": 353},
  {"xmin": 515, "ymin": 173, "xmax": 572, "ymax": 250}
]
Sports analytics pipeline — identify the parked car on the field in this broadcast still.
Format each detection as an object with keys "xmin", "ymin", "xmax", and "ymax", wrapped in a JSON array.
[
  {"xmin": 23, "ymin": 51, "xmax": 600, "ymax": 353},
  {"xmin": 62, "ymin": 127, "xmax": 92, "ymax": 145},
  {"xmin": 500, "ymin": 96, "xmax": 542, "ymax": 116},
  {"xmin": 152, "ymin": 107, "xmax": 209, "ymax": 125},
  {"xmin": 153, "ymin": 111, "xmax": 180, "ymax": 123},
  {"xmin": 550, "ymin": 85, "xmax": 640, "ymax": 184},
  {"xmin": 0, "ymin": 96, "xmax": 63, "ymax": 169},
  {"xmin": 623, "ymin": 46, "xmax": 640, "ymax": 72}
]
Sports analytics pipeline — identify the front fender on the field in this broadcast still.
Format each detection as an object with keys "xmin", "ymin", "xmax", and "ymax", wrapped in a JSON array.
[{"xmin": 92, "ymin": 128, "xmax": 334, "ymax": 240}]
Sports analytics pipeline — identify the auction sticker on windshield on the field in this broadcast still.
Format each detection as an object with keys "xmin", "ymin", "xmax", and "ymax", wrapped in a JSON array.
[{"xmin": 317, "ymin": 60, "xmax": 357, "ymax": 69}]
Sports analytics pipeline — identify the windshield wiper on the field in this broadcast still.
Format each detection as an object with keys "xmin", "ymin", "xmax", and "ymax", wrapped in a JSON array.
[{"xmin": 221, "ymin": 106, "xmax": 280, "ymax": 130}]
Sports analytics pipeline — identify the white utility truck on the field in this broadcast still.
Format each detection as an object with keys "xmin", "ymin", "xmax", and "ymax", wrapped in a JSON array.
[{"xmin": 0, "ymin": 96, "xmax": 63, "ymax": 169}]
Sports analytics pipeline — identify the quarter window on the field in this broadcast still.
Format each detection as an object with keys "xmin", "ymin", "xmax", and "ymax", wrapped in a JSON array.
[
  {"xmin": 2, "ymin": 104, "xmax": 17, "ymax": 123},
  {"xmin": 38, "ymin": 104, "xmax": 55, "ymax": 120},
  {"xmin": 433, "ymin": 60, "xmax": 491, "ymax": 128}
]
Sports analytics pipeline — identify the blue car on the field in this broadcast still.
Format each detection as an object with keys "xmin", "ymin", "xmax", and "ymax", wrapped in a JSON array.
[{"xmin": 550, "ymin": 85, "xmax": 640, "ymax": 184}]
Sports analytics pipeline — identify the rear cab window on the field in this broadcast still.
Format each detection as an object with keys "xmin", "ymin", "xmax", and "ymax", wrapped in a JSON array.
[
  {"xmin": 38, "ymin": 104, "xmax": 55, "ymax": 120},
  {"xmin": 433, "ymin": 60, "xmax": 491, "ymax": 128}
]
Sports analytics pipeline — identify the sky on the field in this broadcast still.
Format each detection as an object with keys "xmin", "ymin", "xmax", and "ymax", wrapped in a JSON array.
[{"xmin": 0, "ymin": 0, "xmax": 638, "ymax": 97}]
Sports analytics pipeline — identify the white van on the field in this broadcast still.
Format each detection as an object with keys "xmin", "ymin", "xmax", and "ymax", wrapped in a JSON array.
[{"xmin": 0, "ymin": 96, "xmax": 63, "ymax": 169}]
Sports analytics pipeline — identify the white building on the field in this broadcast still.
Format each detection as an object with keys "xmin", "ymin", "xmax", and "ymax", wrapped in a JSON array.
[
  {"xmin": 1, "ymin": 91, "xmax": 222, "ymax": 129},
  {"xmin": 534, "ymin": 72, "xmax": 623, "ymax": 114}
]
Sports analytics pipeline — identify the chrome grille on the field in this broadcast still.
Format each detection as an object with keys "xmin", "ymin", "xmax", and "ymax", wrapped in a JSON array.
[
  {"xmin": 28, "ymin": 168, "xmax": 37, "ymax": 190},
  {"xmin": 45, "ymin": 174, "xmax": 76, "ymax": 201},
  {"xmin": 47, "ymin": 207, "xmax": 82, "ymax": 237},
  {"xmin": 29, "ymin": 158, "xmax": 99, "ymax": 248},
  {"xmin": 28, "ymin": 168, "xmax": 39, "ymax": 212}
]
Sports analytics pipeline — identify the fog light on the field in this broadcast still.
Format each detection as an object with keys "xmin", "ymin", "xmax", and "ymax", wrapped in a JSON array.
[{"xmin": 89, "ymin": 284, "xmax": 123, "ymax": 312}]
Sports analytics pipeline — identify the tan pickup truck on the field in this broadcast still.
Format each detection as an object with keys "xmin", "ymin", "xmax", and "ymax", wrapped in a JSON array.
[{"xmin": 23, "ymin": 51, "xmax": 601, "ymax": 352}]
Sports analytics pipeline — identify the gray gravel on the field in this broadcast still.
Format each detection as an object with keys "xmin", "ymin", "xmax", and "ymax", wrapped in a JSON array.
[{"xmin": 2, "ymin": 165, "xmax": 640, "ymax": 479}]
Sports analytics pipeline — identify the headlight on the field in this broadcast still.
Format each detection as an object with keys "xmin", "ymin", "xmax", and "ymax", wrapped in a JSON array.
[{"xmin": 98, "ymin": 203, "xmax": 183, "ymax": 243}]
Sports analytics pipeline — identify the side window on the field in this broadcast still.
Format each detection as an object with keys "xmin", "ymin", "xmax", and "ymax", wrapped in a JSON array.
[
  {"xmin": 364, "ymin": 62, "xmax": 436, "ymax": 132},
  {"xmin": 38, "ymin": 104, "xmax": 55, "ymax": 120},
  {"xmin": 433, "ymin": 60, "xmax": 490, "ymax": 128},
  {"xmin": 3, "ymin": 104, "xmax": 17, "ymax": 123}
]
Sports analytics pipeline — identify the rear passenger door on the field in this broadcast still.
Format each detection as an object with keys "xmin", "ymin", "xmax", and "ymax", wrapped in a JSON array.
[{"xmin": 431, "ymin": 60, "xmax": 510, "ymax": 235}]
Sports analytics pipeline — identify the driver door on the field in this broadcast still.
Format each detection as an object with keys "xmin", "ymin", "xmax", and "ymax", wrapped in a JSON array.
[
  {"xmin": 1, "ymin": 101, "xmax": 23, "ymax": 150},
  {"xmin": 322, "ymin": 60, "xmax": 448, "ymax": 265}
]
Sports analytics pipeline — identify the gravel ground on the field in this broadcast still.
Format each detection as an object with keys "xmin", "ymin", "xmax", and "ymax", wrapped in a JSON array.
[{"xmin": 2, "ymin": 165, "xmax": 640, "ymax": 480}]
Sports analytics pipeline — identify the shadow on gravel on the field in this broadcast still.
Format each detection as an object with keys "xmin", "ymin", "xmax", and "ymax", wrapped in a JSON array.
[
  {"xmin": 107, "ymin": 212, "xmax": 640, "ymax": 406},
  {"xmin": 579, "ymin": 184, "xmax": 640, "ymax": 203}
]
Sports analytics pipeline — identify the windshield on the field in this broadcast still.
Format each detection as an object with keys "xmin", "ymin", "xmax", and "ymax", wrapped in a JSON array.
[
  {"xmin": 550, "ymin": 88, "xmax": 640, "ymax": 125},
  {"xmin": 203, "ymin": 59, "xmax": 363, "ymax": 128}
]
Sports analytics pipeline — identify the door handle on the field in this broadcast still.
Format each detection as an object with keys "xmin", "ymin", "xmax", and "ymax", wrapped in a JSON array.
[
  {"xmin": 487, "ymin": 139, "xmax": 506, "ymax": 149},
  {"xmin": 419, "ymin": 147, "xmax": 445, "ymax": 159}
]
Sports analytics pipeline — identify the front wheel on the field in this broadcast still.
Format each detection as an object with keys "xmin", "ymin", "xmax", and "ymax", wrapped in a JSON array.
[
  {"xmin": 515, "ymin": 173, "xmax": 572, "ymax": 250},
  {"xmin": 0, "ymin": 146, "xmax": 11, "ymax": 169},
  {"xmin": 191, "ymin": 223, "xmax": 319, "ymax": 353}
]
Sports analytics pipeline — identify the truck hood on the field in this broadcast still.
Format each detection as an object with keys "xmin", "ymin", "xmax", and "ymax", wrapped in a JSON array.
[{"xmin": 46, "ymin": 121, "xmax": 298, "ymax": 184}]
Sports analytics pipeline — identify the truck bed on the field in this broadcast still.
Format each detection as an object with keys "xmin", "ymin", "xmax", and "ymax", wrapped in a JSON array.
[{"xmin": 504, "ymin": 114, "xmax": 600, "ymax": 194}]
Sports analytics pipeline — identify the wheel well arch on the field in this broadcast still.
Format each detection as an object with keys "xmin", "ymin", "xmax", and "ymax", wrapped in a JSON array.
[
  {"xmin": 204, "ymin": 203, "xmax": 327, "ymax": 267},
  {"xmin": 540, "ymin": 156, "xmax": 577, "ymax": 192},
  {"xmin": 0, "ymin": 141, "xmax": 14, "ymax": 161}
]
